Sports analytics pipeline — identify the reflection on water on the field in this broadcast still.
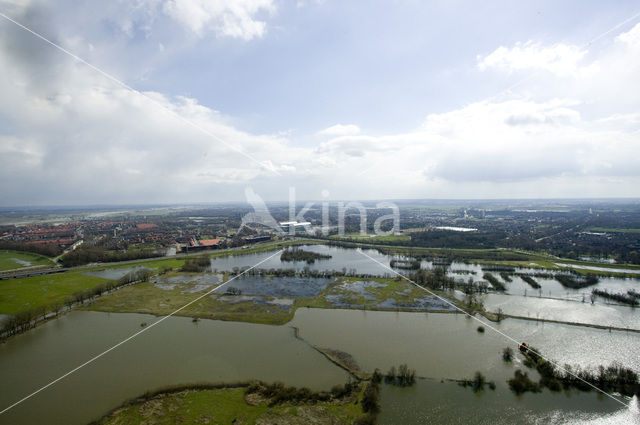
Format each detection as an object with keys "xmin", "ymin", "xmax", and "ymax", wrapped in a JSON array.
[
  {"xmin": 483, "ymin": 294, "xmax": 640, "ymax": 330},
  {"xmin": 293, "ymin": 309, "xmax": 640, "ymax": 424},
  {"xmin": 209, "ymin": 244, "xmax": 395, "ymax": 275},
  {"xmin": 379, "ymin": 380, "xmax": 638, "ymax": 425},
  {"xmin": 555, "ymin": 263, "xmax": 640, "ymax": 274},
  {"xmin": 83, "ymin": 265, "xmax": 155, "ymax": 281},
  {"xmin": 290, "ymin": 308, "xmax": 640, "ymax": 379}
]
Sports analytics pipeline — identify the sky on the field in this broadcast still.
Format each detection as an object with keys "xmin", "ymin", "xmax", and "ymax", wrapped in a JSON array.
[{"xmin": 0, "ymin": 0, "xmax": 639, "ymax": 206}]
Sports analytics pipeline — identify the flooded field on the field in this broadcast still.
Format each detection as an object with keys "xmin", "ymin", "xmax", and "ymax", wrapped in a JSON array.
[
  {"xmin": 0, "ymin": 311, "xmax": 348, "ymax": 425},
  {"xmin": 3, "ymin": 245, "xmax": 640, "ymax": 424},
  {"xmin": 220, "ymin": 275, "xmax": 333, "ymax": 297},
  {"xmin": 379, "ymin": 380, "xmax": 636, "ymax": 425},
  {"xmin": 153, "ymin": 272, "xmax": 223, "ymax": 293},
  {"xmin": 83, "ymin": 266, "xmax": 156, "ymax": 281},
  {"xmin": 209, "ymin": 244, "xmax": 394, "ymax": 275},
  {"xmin": 483, "ymin": 294, "xmax": 640, "ymax": 329},
  {"xmin": 205, "ymin": 244, "xmax": 640, "ymax": 326},
  {"xmin": 1, "ymin": 308, "xmax": 638, "ymax": 425}
]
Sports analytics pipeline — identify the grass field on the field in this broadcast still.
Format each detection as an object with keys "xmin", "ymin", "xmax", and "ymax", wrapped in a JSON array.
[
  {"xmin": 0, "ymin": 271, "xmax": 111, "ymax": 315},
  {"xmin": 0, "ymin": 250, "xmax": 54, "ymax": 271},
  {"xmin": 329, "ymin": 233, "xmax": 411, "ymax": 243},
  {"xmin": 95, "ymin": 385, "xmax": 365, "ymax": 425}
]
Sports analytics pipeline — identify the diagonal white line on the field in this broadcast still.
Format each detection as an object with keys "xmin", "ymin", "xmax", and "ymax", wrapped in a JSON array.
[
  {"xmin": 0, "ymin": 249, "xmax": 283, "ymax": 415},
  {"xmin": 356, "ymin": 249, "xmax": 630, "ymax": 407},
  {"xmin": 0, "ymin": 11, "xmax": 280, "ymax": 176}
]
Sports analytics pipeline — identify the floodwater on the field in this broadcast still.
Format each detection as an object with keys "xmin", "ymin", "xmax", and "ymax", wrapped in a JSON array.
[
  {"xmin": 209, "ymin": 244, "xmax": 395, "ymax": 275},
  {"xmin": 206, "ymin": 244, "xmax": 640, "ymax": 326},
  {"xmin": 0, "ymin": 311, "xmax": 348, "ymax": 425},
  {"xmin": 291, "ymin": 308, "xmax": 640, "ymax": 424},
  {"xmin": 555, "ymin": 263, "xmax": 640, "ymax": 275},
  {"xmin": 3, "ymin": 245, "xmax": 640, "ymax": 424},
  {"xmin": 219, "ymin": 275, "xmax": 333, "ymax": 297},
  {"xmin": 83, "ymin": 265, "xmax": 155, "ymax": 281},
  {"xmin": 379, "ymin": 380, "xmax": 638, "ymax": 425},
  {"xmin": 208, "ymin": 245, "xmax": 640, "ymax": 302},
  {"xmin": 483, "ymin": 294, "xmax": 640, "ymax": 330},
  {"xmin": 2, "ymin": 308, "xmax": 639, "ymax": 424}
]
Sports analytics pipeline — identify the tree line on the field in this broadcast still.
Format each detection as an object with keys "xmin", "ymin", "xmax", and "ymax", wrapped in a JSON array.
[
  {"xmin": 280, "ymin": 248, "xmax": 332, "ymax": 264},
  {"xmin": 508, "ymin": 345, "xmax": 640, "ymax": 396},
  {"xmin": 1, "ymin": 268, "xmax": 152, "ymax": 339},
  {"xmin": 61, "ymin": 246, "xmax": 164, "ymax": 267}
]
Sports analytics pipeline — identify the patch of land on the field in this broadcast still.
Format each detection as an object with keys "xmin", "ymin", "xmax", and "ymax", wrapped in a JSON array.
[
  {"xmin": 86, "ymin": 272, "xmax": 459, "ymax": 326},
  {"xmin": 0, "ymin": 271, "xmax": 111, "ymax": 315},
  {"xmin": 91, "ymin": 382, "xmax": 372, "ymax": 425},
  {"xmin": 281, "ymin": 248, "xmax": 332, "ymax": 264},
  {"xmin": 307, "ymin": 277, "xmax": 457, "ymax": 313},
  {"xmin": 0, "ymin": 249, "xmax": 54, "ymax": 271},
  {"xmin": 315, "ymin": 347, "xmax": 370, "ymax": 380},
  {"xmin": 85, "ymin": 276, "xmax": 298, "ymax": 325}
]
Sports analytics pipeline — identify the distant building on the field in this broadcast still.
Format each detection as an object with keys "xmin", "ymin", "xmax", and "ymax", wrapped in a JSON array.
[
  {"xmin": 198, "ymin": 238, "xmax": 223, "ymax": 247},
  {"xmin": 181, "ymin": 237, "xmax": 223, "ymax": 252},
  {"xmin": 244, "ymin": 235, "xmax": 271, "ymax": 243},
  {"xmin": 279, "ymin": 221, "xmax": 311, "ymax": 233}
]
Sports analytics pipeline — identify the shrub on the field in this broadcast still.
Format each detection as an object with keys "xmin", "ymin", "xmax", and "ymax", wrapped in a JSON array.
[
  {"xmin": 508, "ymin": 370, "xmax": 541, "ymax": 395},
  {"xmin": 502, "ymin": 347, "xmax": 514, "ymax": 362}
]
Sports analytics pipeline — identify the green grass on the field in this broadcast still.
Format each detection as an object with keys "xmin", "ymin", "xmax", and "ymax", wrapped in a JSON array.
[
  {"xmin": 329, "ymin": 233, "xmax": 410, "ymax": 242},
  {"xmin": 0, "ymin": 271, "xmax": 110, "ymax": 314},
  {"xmin": 368, "ymin": 234, "xmax": 410, "ymax": 242},
  {"xmin": 99, "ymin": 388, "xmax": 268, "ymax": 425},
  {"xmin": 90, "ymin": 257, "xmax": 186, "ymax": 271},
  {"xmin": 0, "ymin": 250, "xmax": 54, "ymax": 271},
  {"xmin": 96, "ymin": 386, "xmax": 365, "ymax": 425},
  {"xmin": 589, "ymin": 227, "xmax": 640, "ymax": 234}
]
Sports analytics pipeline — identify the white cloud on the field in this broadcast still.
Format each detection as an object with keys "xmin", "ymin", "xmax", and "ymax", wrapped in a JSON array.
[
  {"xmin": 478, "ymin": 41, "xmax": 589, "ymax": 77},
  {"xmin": 317, "ymin": 124, "xmax": 361, "ymax": 137},
  {"xmin": 162, "ymin": 0, "xmax": 275, "ymax": 40},
  {"xmin": 0, "ymin": 36, "xmax": 305, "ymax": 204},
  {"xmin": 1, "ymin": 1, "xmax": 640, "ymax": 203},
  {"xmin": 616, "ymin": 22, "xmax": 640, "ymax": 48}
]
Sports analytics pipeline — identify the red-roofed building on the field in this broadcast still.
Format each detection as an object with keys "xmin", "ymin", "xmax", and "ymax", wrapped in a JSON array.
[
  {"xmin": 182, "ymin": 237, "xmax": 223, "ymax": 252},
  {"xmin": 198, "ymin": 238, "xmax": 222, "ymax": 247}
]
